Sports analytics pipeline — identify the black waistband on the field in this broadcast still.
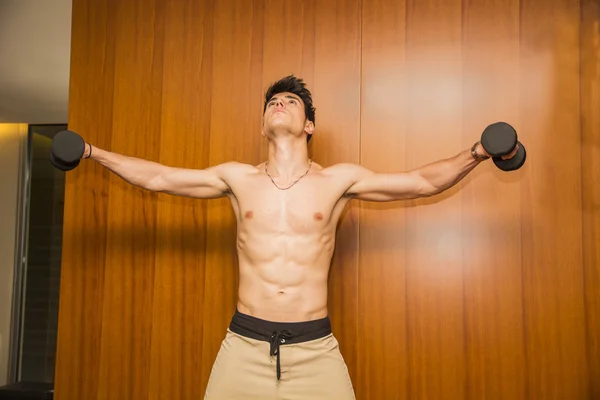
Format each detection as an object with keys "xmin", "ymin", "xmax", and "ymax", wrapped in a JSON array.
[
  {"xmin": 229, "ymin": 309, "xmax": 332, "ymax": 343},
  {"xmin": 228, "ymin": 309, "xmax": 332, "ymax": 381}
]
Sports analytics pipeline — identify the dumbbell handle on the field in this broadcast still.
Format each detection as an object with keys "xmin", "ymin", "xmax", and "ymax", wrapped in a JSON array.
[
  {"xmin": 477, "ymin": 141, "xmax": 520, "ymax": 161},
  {"xmin": 472, "ymin": 139, "xmax": 520, "ymax": 162},
  {"xmin": 500, "ymin": 143, "xmax": 519, "ymax": 160}
]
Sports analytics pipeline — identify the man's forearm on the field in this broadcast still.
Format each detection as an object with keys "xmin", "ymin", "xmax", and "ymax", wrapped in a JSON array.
[
  {"xmin": 87, "ymin": 144, "xmax": 166, "ymax": 190},
  {"xmin": 415, "ymin": 146, "xmax": 483, "ymax": 195}
]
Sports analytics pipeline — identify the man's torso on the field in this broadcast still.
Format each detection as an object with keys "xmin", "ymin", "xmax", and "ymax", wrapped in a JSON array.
[{"xmin": 221, "ymin": 161, "xmax": 353, "ymax": 322}]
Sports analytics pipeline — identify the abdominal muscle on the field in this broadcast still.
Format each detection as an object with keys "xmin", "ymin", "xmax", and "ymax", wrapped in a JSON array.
[{"xmin": 235, "ymin": 227, "xmax": 336, "ymax": 323}]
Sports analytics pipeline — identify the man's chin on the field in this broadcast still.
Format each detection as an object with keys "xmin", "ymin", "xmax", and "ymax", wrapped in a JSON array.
[
  {"xmin": 266, "ymin": 122, "xmax": 291, "ymax": 133},
  {"xmin": 264, "ymin": 127, "xmax": 304, "ymax": 139}
]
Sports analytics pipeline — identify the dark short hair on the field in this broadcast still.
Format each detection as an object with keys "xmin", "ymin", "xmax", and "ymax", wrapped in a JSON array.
[{"xmin": 264, "ymin": 75, "xmax": 316, "ymax": 143}]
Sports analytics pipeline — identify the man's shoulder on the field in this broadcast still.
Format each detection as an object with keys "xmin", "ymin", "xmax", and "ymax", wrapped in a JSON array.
[
  {"xmin": 317, "ymin": 163, "xmax": 375, "ymax": 198},
  {"xmin": 208, "ymin": 162, "xmax": 260, "ymax": 186},
  {"xmin": 319, "ymin": 162, "xmax": 369, "ymax": 179},
  {"xmin": 217, "ymin": 161, "xmax": 260, "ymax": 174}
]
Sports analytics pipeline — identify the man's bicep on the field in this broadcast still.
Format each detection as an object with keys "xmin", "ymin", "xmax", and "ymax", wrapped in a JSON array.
[
  {"xmin": 155, "ymin": 163, "xmax": 233, "ymax": 199},
  {"xmin": 344, "ymin": 165, "xmax": 431, "ymax": 201}
]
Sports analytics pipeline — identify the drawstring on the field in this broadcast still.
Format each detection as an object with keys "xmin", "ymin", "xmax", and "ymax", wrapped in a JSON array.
[{"xmin": 269, "ymin": 330, "xmax": 292, "ymax": 381}]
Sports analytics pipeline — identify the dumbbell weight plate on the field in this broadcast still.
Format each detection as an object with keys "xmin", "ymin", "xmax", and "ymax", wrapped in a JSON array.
[
  {"xmin": 481, "ymin": 122, "xmax": 518, "ymax": 157},
  {"xmin": 49, "ymin": 150, "xmax": 80, "ymax": 171},
  {"xmin": 493, "ymin": 141, "xmax": 526, "ymax": 171},
  {"xmin": 51, "ymin": 130, "xmax": 85, "ymax": 163}
]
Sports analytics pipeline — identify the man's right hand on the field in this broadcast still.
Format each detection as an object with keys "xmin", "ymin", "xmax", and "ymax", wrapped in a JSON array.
[
  {"xmin": 49, "ymin": 130, "xmax": 87, "ymax": 171},
  {"xmin": 82, "ymin": 142, "xmax": 92, "ymax": 159}
]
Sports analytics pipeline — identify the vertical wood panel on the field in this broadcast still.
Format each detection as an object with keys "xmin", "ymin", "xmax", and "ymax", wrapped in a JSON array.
[
  {"xmin": 404, "ymin": 0, "xmax": 465, "ymax": 397},
  {"xmin": 199, "ymin": 0, "xmax": 264, "ymax": 392},
  {"xmin": 313, "ymin": 0, "xmax": 361, "ymax": 388},
  {"xmin": 96, "ymin": 1, "xmax": 164, "ymax": 399},
  {"xmin": 54, "ymin": 0, "xmax": 114, "ymax": 398},
  {"xmin": 581, "ymin": 1, "xmax": 600, "ymax": 397},
  {"xmin": 147, "ymin": 1, "xmax": 214, "ymax": 399},
  {"xmin": 520, "ymin": 0, "xmax": 588, "ymax": 398},
  {"xmin": 358, "ymin": 1, "xmax": 408, "ymax": 399},
  {"xmin": 461, "ymin": 0, "xmax": 526, "ymax": 398}
]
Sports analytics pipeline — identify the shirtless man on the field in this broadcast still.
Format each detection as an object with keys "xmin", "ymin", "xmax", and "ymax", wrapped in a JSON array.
[{"xmin": 73, "ymin": 75, "xmax": 503, "ymax": 399}]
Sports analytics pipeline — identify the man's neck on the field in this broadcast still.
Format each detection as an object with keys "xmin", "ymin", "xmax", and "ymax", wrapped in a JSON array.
[{"xmin": 266, "ymin": 138, "xmax": 310, "ymax": 180}]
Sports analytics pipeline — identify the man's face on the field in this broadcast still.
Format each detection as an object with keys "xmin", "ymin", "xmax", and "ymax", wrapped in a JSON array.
[{"xmin": 263, "ymin": 92, "xmax": 314, "ymax": 140}]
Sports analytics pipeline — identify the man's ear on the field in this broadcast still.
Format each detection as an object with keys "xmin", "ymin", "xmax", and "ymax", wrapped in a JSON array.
[{"xmin": 305, "ymin": 120, "xmax": 315, "ymax": 135}]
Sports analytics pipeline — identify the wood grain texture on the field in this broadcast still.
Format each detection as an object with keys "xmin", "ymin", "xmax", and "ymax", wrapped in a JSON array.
[
  {"xmin": 404, "ymin": 0, "xmax": 466, "ymax": 397},
  {"xmin": 520, "ymin": 0, "xmax": 588, "ymax": 398},
  {"xmin": 461, "ymin": 0, "xmax": 526, "ymax": 398},
  {"xmin": 358, "ymin": 0, "xmax": 408, "ymax": 398},
  {"xmin": 56, "ymin": 0, "xmax": 598, "ymax": 399},
  {"xmin": 581, "ymin": 1, "xmax": 600, "ymax": 397},
  {"xmin": 96, "ymin": 1, "xmax": 165, "ymax": 399},
  {"xmin": 54, "ymin": 0, "xmax": 114, "ymax": 398},
  {"xmin": 148, "ymin": 1, "xmax": 214, "ymax": 399}
]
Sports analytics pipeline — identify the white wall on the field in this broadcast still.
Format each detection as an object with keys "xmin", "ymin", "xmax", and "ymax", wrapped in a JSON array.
[
  {"xmin": 0, "ymin": 123, "xmax": 27, "ymax": 385},
  {"xmin": 0, "ymin": 0, "xmax": 72, "ymax": 123}
]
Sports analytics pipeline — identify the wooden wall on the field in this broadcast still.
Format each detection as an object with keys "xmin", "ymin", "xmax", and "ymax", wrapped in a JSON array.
[{"xmin": 55, "ymin": 0, "xmax": 600, "ymax": 399}]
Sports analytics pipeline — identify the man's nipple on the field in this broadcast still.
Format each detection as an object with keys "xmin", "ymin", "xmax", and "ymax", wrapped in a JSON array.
[{"xmin": 245, "ymin": 211, "xmax": 254, "ymax": 219}]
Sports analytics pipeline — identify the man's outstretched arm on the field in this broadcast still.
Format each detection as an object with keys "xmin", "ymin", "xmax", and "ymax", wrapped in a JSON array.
[
  {"xmin": 85, "ymin": 144, "xmax": 232, "ymax": 199},
  {"xmin": 342, "ymin": 143, "xmax": 489, "ymax": 202}
]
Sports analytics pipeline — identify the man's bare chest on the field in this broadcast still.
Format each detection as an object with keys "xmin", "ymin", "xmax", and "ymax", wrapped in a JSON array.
[{"xmin": 228, "ymin": 175, "xmax": 349, "ymax": 233}]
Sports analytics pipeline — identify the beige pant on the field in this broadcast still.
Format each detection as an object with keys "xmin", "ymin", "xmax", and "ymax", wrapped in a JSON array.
[{"xmin": 204, "ymin": 328, "xmax": 356, "ymax": 399}]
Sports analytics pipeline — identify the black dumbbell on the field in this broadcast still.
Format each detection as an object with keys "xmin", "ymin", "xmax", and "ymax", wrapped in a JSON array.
[
  {"xmin": 49, "ymin": 130, "xmax": 86, "ymax": 171},
  {"xmin": 480, "ymin": 122, "xmax": 526, "ymax": 171}
]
